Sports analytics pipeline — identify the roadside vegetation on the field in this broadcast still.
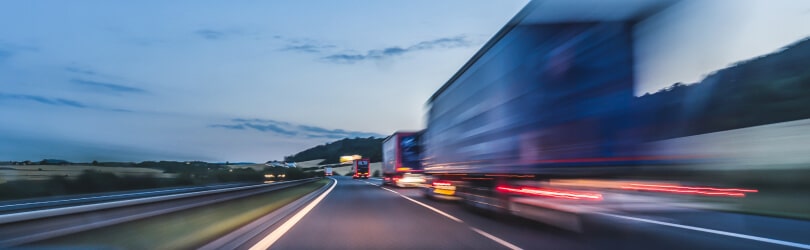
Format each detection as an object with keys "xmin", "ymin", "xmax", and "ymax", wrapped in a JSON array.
[
  {"xmin": 0, "ymin": 160, "xmax": 323, "ymax": 201},
  {"xmin": 32, "ymin": 179, "xmax": 329, "ymax": 249},
  {"xmin": 284, "ymin": 137, "xmax": 384, "ymax": 164}
]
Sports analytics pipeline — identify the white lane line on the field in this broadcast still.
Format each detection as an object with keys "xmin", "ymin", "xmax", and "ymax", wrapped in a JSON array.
[
  {"xmin": 250, "ymin": 178, "xmax": 337, "ymax": 250},
  {"xmin": 379, "ymin": 186, "xmax": 463, "ymax": 223},
  {"xmin": 599, "ymin": 213, "xmax": 810, "ymax": 249},
  {"xmin": 360, "ymin": 180, "xmax": 380, "ymax": 187},
  {"xmin": 377, "ymin": 184, "xmax": 523, "ymax": 250},
  {"xmin": 470, "ymin": 227, "xmax": 523, "ymax": 250}
]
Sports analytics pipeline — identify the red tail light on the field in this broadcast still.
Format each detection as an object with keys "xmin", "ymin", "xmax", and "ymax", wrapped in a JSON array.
[
  {"xmin": 620, "ymin": 183, "xmax": 757, "ymax": 197},
  {"xmin": 496, "ymin": 185, "xmax": 602, "ymax": 201}
]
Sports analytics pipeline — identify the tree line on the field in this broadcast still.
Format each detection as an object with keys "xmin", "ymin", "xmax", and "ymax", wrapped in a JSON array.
[{"xmin": 284, "ymin": 137, "xmax": 385, "ymax": 164}]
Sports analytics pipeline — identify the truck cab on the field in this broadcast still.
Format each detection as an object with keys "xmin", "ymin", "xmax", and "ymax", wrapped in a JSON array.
[{"xmin": 352, "ymin": 159, "xmax": 370, "ymax": 179}]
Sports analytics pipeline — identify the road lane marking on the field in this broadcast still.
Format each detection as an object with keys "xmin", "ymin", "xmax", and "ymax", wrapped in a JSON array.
[
  {"xmin": 470, "ymin": 227, "xmax": 523, "ymax": 250},
  {"xmin": 360, "ymin": 180, "xmax": 380, "ymax": 185},
  {"xmin": 599, "ymin": 213, "xmax": 810, "ymax": 249},
  {"xmin": 375, "ymin": 182, "xmax": 522, "ymax": 250},
  {"xmin": 379, "ymin": 186, "xmax": 463, "ymax": 223},
  {"xmin": 250, "ymin": 178, "xmax": 337, "ymax": 250}
]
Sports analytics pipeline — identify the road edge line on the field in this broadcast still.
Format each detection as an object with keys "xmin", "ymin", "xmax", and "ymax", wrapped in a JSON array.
[
  {"xmin": 379, "ymin": 186, "xmax": 463, "ymax": 223},
  {"xmin": 598, "ymin": 213, "xmax": 810, "ymax": 249},
  {"xmin": 200, "ymin": 179, "xmax": 331, "ymax": 249},
  {"xmin": 249, "ymin": 177, "xmax": 337, "ymax": 250},
  {"xmin": 470, "ymin": 227, "xmax": 523, "ymax": 250}
]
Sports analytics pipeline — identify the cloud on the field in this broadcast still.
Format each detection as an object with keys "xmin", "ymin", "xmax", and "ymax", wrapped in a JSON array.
[
  {"xmin": 282, "ymin": 43, "xmax": 336, "ymax": 53},
  {"xmin": 209, "ymin": 124, "xmax": 246, "ymax": 130},
  {"xmin": 410, "ymin": 36, "xmax": 473, "ymax": 50},
  {"xmin": 193, "ymin": 29, "xmax": 245, "ymax": 40},
  {"xmin": 212, "ymin": 118, "xmax": 299, "ymax": 136},
  {"xmin": 209, "ymin": 118, "xmax": 384, "ymax": 139},
  {"xmin": 297, "ymin": 125, "xmax": 381, "ymax": 139},
  {"xmin": 244, "ymin": 123, "xmax": 298, "ymax": 136},
  {"xmin": 0, "ymin": 92, "xmax": 136, "ymax": 113},
  {"xmin": 322, "ymin": 54, "xmax": 365, "ymax": 62},
  {"xmin": 71, "ymin": 79, "xmax": 147, "ymax": 94},
  {"xmin": 195, "ymin": 29, "xmax": 226, "ymax": 40},
  {"xmin": 279, "ymin": 38, "xmax": 337, "ymax": 54},
  {"xmin": 0, "ymin": 93, "xmax": 88, "ymax": 108},
  {"xmin": 322, "ymin": 35, "xmax": 475, "ymax": 64},
  {"xmin": 0, "ymin": 42, "xmax": 38, "ymax": 62},
  {"xmin": 65, "ymin": 66, "xmax": 97, "ymax": 76},
  {"xmin": 231, "ymin": 118, "xmax": 292, "ymax": 126}
]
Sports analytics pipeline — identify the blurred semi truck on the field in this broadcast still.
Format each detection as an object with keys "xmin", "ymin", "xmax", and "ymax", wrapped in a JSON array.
[
  {"xmin": 382, "ymin": 131, "xmax": 426, "ymax": 187},
  {"xmin": 421, "ymin": 0, "xmax": 810, "ymax": 231},
  {"xmin": 325, "ymin": 167, "xmax": 333, "ymax": 176},
  {"xmin": 351, "ymin": 158, "xmax": 370, "ymax": 179}
]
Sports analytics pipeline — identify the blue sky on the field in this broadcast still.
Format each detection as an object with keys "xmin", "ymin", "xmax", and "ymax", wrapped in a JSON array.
[
  {"xmin": 5, "ymin": 0, "xmax": 806, "ymax": 163},
  {"xmin": 0, "ymin": 0, "xmax": 527, "ymax": 162}
]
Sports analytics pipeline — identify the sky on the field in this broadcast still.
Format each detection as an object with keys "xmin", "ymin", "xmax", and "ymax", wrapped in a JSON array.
[
  {"xmin": 0, "ymin": 0, "xmax": 528, "ymax": 162},
  {"xmin": 4, "ymin": 0, "xmax": 806, "ymax": 163}
]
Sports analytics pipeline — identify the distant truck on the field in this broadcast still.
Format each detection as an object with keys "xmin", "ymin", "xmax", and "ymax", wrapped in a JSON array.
[
  {"xmin": 351, "ymin": 158, "xmax": 370, "ymax": 179},
  {"xmin": 381, "ymin": 131, "xmax": 426, "ymax": 187},
  {"xmin": 324, "ymin": 167, "xmax": 333, "ymax": 176}
]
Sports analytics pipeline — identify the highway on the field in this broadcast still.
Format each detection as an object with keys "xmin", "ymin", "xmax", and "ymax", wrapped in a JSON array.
[
  {"xmin": 261, "ymin": 176, "xmax": 810, "ymax": 250},
  {"xmin": 266, "ymin": 177, "xmax": 511, "ymax": 250},
  {"xmin": 1, "ymin": 176, "xmax": 807, "ymax": 249}
]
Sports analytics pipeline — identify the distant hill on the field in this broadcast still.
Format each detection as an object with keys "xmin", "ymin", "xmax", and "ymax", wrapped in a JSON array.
[
  {"xmin": 635, "ymin": 36, "xmax": 810, "ymax": 140},
  {"xmin": 285, "ymin": 137, "xmax": 384, "ymax": 164}
]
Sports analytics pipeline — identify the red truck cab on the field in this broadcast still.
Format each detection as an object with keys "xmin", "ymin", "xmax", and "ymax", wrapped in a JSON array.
[{"xmin": 352, "ymin": 158, "xmax": 370, "ymax": 179}]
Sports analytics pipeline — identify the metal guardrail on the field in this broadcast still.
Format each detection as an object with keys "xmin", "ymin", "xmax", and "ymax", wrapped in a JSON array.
[{"xmin": 0, "ymin": 178, "xmax": 319, "ymax": 224}]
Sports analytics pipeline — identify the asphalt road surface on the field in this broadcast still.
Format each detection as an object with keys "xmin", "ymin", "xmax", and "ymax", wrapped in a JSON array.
[{"xmin": 264, "ymin": 176, "xmax": 810, "ymax": 250}]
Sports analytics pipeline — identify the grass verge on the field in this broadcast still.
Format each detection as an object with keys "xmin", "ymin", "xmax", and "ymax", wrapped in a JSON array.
[{"xmin": 30, "ymin": 179, "xmax": 329, "ymax": 249}]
